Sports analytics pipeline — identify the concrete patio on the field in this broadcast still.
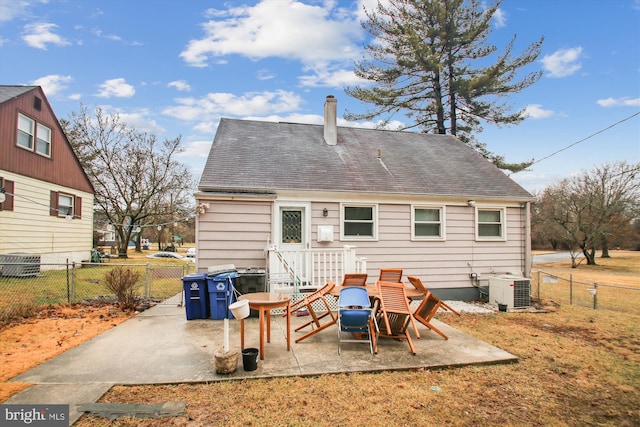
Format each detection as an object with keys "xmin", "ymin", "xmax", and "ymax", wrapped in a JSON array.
[{"xmin": 6, "ymin": 301, "xmax": 516, "ymax": 425}]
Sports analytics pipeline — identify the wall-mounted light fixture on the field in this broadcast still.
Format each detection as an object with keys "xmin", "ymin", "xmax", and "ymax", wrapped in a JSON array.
[
  {"xmin": 467, "ymin": 200, "xmax": 476, "ymax": 207},
  {"xmin": 322, "ymin": 208, "xmax": 328, "ymax": 217},
  {"xmin": 196, "ymin": 202, "xmax": 210, "ymax": 215}
]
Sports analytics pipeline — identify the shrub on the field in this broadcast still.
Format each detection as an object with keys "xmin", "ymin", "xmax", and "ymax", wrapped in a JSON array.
[{"xmin": 104, "ymin": 266, "xmax": 141, "ymax": 311}]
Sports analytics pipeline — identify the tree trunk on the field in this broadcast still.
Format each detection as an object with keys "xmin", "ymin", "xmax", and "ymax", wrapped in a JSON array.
[
  {"xmin": 582, "ymin": 246, "xmax": 596, "ymax": 265},
  {"xmin": 601, "ymin": 239, "xmax": 611, "ymax": 258}
]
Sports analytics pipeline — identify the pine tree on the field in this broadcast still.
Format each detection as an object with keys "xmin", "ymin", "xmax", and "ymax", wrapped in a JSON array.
[{"xmin": 345, "ymin": 0, "xmax": 543, "ymax": 172}]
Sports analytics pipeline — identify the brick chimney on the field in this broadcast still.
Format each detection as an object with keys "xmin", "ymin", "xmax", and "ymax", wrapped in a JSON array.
[{"xmin": 323, "ymin": 95, "xmax": 337, "ymax": 146}]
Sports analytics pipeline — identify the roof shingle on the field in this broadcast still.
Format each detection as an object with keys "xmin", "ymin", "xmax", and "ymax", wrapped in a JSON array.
[{"xmin": 199, "ymin": 118, "xmax": 533, "ymax": 200}]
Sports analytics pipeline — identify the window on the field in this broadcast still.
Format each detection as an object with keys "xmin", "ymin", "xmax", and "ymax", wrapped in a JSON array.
[
  {"xmin": 342, "ymin": 204, "xmax": 377, "ymax": 239},
  {"xmin": 58, "ymin": 194, "xmax": 74, "ymax": 216},
  {"xmin": 36, "ymin": 123, "xmax": 51, "ymax": 156},
  {"xmin": 50, "ymin": 191, "xmax": 82, "ymax": 219},
  {"xmin": 17, "ymin": 113, "xmax": 34, "ymax": 149},
  {"xmin": 17, "ymin": 113, "xmax": 52, "ymax": 157},
  {"xmin": 412, "ymin": 206, "xmax": 444, "ymax": 240},
  {"xmin": 281, "ymin": 209, "xmax": 302, "ymax": 243},
  {"xmin": 477, "ymin": 208, "xmax": 506, "ymax": 240}
]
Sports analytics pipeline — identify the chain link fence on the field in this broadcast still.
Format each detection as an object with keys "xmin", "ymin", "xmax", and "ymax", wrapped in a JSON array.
[
  {"xmin": 0, "ymin": 260, "xmax": 195, "ymax": 322},
  {"xmin": 532, "ymin": 269, "xmax": 640, "ymax": 313}
]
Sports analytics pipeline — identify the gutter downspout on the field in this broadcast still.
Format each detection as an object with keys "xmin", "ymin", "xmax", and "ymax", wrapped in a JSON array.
[{"xmin": 524, "ymin": 201, "xmax": 532, "ymax": 278}]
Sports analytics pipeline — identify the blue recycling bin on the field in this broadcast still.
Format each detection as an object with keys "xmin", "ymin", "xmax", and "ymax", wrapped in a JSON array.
[
  {"xmin": 208, "ymin": 271, "xmax": 237, "ymax": 320},
  {"xmin": 182, "ymin": 273, "xmax": 209, "ymax": 320}
]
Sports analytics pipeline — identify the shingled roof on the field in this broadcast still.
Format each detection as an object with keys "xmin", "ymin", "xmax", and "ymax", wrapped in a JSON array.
[
  {"xmin": 0, "ymin": 85, "xmax": 38, "ymax": 104},
  {"xmin": 199, "ymin": 118, "xmax": 533, "ymax": 200}
]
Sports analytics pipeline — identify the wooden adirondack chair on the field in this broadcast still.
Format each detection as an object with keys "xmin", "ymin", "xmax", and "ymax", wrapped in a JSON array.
[
  {"xmin": 378, "ymin": 269, "xmax": 402, "ymax": 283},
  {"xmin": 288, "ymin": 281, "xmax": 337, "ymax": 343},
  {"xmin": 375, "ymin": 281, "xmax": 420, "ymax": 354}
]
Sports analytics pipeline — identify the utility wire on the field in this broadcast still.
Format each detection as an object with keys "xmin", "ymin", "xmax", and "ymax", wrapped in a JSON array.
[{"xmin": 531, "ymin": 111, "xmax": 640, "ymax": 166}]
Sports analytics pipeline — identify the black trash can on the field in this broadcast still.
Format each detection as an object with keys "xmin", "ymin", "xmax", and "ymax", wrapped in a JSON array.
[
  {"xmin": 242, "ymin": 348, "xmax": 259, "ymax": 371},
  {"xmin": 207, "ymin": 271, "xmax": 237, "ymax": 320},
  {"xmin": 181, "ymin": 273, "xmax": 209, "ymax": 320},
  {"xmin": 236, "ymin": 268, "xmax": 267, "ymax": 318}
]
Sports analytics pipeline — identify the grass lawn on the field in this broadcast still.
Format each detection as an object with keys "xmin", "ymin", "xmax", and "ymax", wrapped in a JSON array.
[{"xmin": 72, "ymin": 251, "xmax": 639, "ymax": 426}]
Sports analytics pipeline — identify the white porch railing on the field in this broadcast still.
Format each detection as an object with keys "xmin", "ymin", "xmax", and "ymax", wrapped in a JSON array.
[{"xmin": 267, "ymin": 245, "xmax": 367, "ymax": 294}]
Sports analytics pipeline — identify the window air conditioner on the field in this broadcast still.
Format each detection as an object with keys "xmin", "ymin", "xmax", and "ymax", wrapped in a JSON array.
[{"xmin": 489, "ymin": 275, "xmax": 531, "ymax": 309}]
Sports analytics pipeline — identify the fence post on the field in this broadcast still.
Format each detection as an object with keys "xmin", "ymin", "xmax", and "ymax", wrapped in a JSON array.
[
  {"xmin": 145, "ymin": 263, "xmax": 151, "ymax": 298},
  {"xmin": 71, "ymin": 262, "xmax": 77, "ymax": 303},
  {"xmin": 593, "ymin": 283, "xmax": 598, "ymax": 310},
  {"xmin": 537, "ymin": 269, "xmax": 541, "ymax": 298},
  {"xmin": 569, "ymin": 274, "xmax": 573, "ymax": 305},
  {"xmin": 66, "ymin": 259, "xmax": 71, "ymax": 303}
]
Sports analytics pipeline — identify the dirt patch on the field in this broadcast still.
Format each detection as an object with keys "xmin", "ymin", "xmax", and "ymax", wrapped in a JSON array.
[{"xmin": 0, "ymin": 303, "xmax": 133, "ymax": 402}]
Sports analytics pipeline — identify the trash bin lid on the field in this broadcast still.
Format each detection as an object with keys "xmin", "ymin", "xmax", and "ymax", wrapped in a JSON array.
[
  {"xmin": 209, "ymin": 271, "xmax": 238, "ymax": 280},
  {"xmin": 182, "ymin": 273, "xmax": 208, "ymax": 280}
]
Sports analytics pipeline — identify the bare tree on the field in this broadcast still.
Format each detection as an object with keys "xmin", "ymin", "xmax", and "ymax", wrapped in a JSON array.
[
  {"xmin": 62, "ymin": 106, "xmax": 196, "ymax": 257},
  {"xmin": 535, "ymin": 161, "xmax": 640, "ymax": 266}
]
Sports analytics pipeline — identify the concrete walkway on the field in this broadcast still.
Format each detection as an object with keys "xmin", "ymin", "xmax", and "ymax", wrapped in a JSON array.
[{"xmin": 6, "ymin": 303, "xmax": 516, "ymax": 425}]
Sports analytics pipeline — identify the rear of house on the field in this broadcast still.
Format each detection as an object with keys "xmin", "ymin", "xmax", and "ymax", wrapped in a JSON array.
[
  {"xmin": 195, "ymin": 96, "xmax": 534, "ymax": 301},
  {"xmin": 0, "ymin": 86, "xmax": 94, "ymax": 267}
]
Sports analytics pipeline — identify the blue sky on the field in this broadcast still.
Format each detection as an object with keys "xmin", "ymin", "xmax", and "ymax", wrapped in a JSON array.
[{"xmin": 1, "ymin": 0, "xmax": 639, "ymax": 193}]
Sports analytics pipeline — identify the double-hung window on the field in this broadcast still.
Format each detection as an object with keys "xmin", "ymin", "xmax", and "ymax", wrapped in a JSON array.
[
  {"xmin": 17, "ymin": 113, "xmax": 52, "ymax": 157},
  {"xmin": 412, "ymin": 206, "xmax": 445, "ymax": 240},
  {"xmin": 58, "ymin": 194, "xmax": 74, "ymax": 217},
  {"xmin": 17, "ymin": 113, "xmax": 35, "ymax": 149},
  {"xmin": 50, "ymin": 191, "xmax": 81, "ymax": 219},
  {"xmin": 36, "ymin": 123, "xmax": 52, "ymax": 156},
  {"xmin": 477, "ymin": 207, "xmax": 506, "ymax": 240},
  {"xmin": 342, "ymin": 204, "xmax": 377, "ymax": 240}
]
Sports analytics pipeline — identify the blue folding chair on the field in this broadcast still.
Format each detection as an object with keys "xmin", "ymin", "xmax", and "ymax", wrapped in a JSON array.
[{"xmin": 338, "ymin": 287, "xmax": 378, "ymax": 355}]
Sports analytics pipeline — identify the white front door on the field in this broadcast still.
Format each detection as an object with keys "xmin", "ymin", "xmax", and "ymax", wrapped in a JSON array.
[{"xmin": 271, "ymin": 203, "xmax": 310, "ymax": 286}]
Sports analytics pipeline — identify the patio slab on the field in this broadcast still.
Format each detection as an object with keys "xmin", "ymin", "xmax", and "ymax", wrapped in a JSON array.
[{"xmin": 5, "ymin": 302, "xmax": 516, "ymax": 425}]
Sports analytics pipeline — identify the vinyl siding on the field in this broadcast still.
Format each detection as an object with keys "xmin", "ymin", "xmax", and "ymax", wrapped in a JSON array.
[
  {"xmin": 0, "ymin": 171, "xmax": 94, "ymax": 264},
  {"xmin": 197, "ymin": 196, "xmax": 529, "ymax": 291},
  {"xmin": 196, "ymin": 200, "xmax": 272, "ymax": 270}
]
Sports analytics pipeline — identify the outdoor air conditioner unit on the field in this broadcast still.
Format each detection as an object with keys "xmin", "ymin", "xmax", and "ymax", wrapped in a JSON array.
[{"xmin": 489, "ymin": 275, "xmax": 531, "ymax": 309}]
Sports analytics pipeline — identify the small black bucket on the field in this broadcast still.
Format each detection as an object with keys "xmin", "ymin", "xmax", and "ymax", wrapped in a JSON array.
[
  {"xmin": 498, "ymin": 303, "xmax": 508, "ymax": 312},
  {"xmin": 242, "ymin": 348, "xmax": 259, "ymax": 371}
]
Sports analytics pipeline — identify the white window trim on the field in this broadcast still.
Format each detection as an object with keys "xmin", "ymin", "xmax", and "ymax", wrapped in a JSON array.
[
  {"xmin": 411, "ymin": 204, "xmax": 446, "ymax": 241},
  {"xmin": 475, "ymin": 206, "xmax": 507, "ymax": 241},
  {"xmin": 58, "ymin": 193, "xmax": 74, "ymax": 218},
  {"xmin": 17, "ymin": 113, "xmax": 35, "ymax": 150},
  {"xmin": 340, "ymin": 203, "xmax": 378, "ymax": 241},
  {"xmin": 36, "ymin": 122, "xmax": 52, "ymax": 157}
]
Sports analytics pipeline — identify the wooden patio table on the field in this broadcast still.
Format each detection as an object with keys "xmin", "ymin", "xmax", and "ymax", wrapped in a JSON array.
[
  {"xmin": 329, "ymin": 283, "xmax": 425, "ymax": 300},
  {"xmin": 238, "ymin": 292, "xmax": 291, "ymax": 360}
]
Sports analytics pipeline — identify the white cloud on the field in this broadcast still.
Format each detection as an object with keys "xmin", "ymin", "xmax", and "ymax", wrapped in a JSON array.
[
  {"xmin": 0, "ymin": 0, "xmax": 48, "ymax": 23},
  {"xmin": 168, "ymin": 80, "xmax": 191, "ymax": 91},
  {"xmin": 299, "ymin": 65, "xmax": 365, "ymax": 88},
  {"xmin": 241, "ymin": 113, "xmax": 404, "ymax": 130},
  {"xmin": 177, "ymin": 139, "xmax": 213, "ymax": 159},
  {"xmin": 540, "ymin": 47, "xmax": 583, "ymax": 78},
  {"xmin": 180, "ymin": 0, "xmax": 361, "ymax": 67},
  {"xmin": 30, "ymin": 74, "xmax": 73, "ymax": 97},
  {"xmin": 163, "ymin": 90, "xmax": 303, "ymax": 121},
  {"xmin": 596, "ymin": 97, "xmax": 640, "ymax": 107},
  {"xmin": 92, "ymin": 28, "xmax": 122, "ymax": 42},
  {"xmin": 96, "ymin": 78, "xmax": 135, "ymax": 98},
  {"xmin": 493, "ymin": 8, "xmax": 507, "ymax": 28},
  {"xmin": 522, "ymin": 104, "xmax": 554, "ymax": 119},
  {"xmin": 256, "ymin": 69, "xmax": 275, "ymax": 80},
  {"xmin": 118, "ymin": 110, "xmax": 165, "ymax": 134},
  {"xmin": 22, "ymin": 22, "xmax": 70, "ymax": 49}
]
